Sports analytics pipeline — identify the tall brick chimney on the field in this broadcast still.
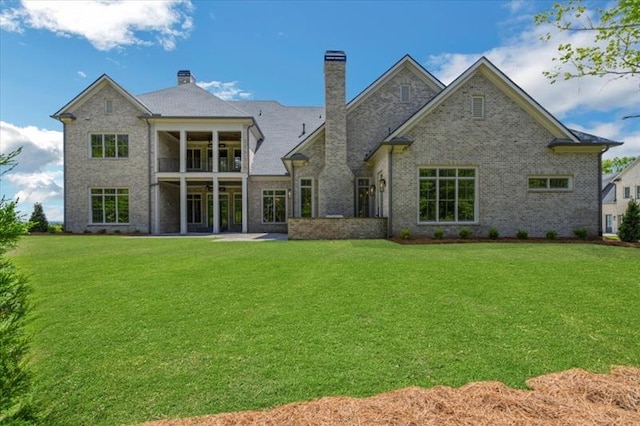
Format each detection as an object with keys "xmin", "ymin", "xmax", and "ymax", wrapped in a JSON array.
[{"xmin": 318, "ymin": 50, "xmax": 354, "ymax": 217}]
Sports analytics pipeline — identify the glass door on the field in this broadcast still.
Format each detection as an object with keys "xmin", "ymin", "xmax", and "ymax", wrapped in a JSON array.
[{"xmin": 219, "ymin": 193, "xmax": 229, "ymax": 232}]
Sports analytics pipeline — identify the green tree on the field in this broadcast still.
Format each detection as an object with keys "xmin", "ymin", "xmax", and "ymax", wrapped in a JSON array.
[
  {"xmin": 618, "ymin": 199, "xmax": 640, "ymax": 242},
  {"xmin": 0, "ymin": 148, "xmax": 33, "ymax": 424},
  {"xmin": 28, "ymin": 203, "xmax": 48, "ymax": 233},
  {"xmin": 534, "ymin": 0, "xmax": 640, "ymax": 83},
  {"xmin": 602, "ymin": 156, "xmax": 637, "ymax": 173}
]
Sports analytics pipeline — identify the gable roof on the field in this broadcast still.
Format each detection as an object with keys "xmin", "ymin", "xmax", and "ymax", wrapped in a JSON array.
[
  {"xmin": 385, "ymin": 57, "xmax": 581, "ymax": 143},
  {"xmin": 231, "ymin": 101, "xmax": 324, "ymax": 175},
  {"xmin": 284, "ymin": 55, "xmax": 445, "ymax": 160},
  {"xmin": 52, "ymin": 74, "xmax": 151, "ymax": 119},
  {"xmin": 136, "ymin": 83, "xmax": 251, "ymax": 118}
]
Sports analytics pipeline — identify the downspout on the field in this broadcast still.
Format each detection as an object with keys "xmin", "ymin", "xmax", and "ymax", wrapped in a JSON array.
[
  {"xmin": 598, "ymin": 145, "xmax": 610, "ymax": 237},
  {"xmin": 387, "ymin": 148, "xmax": 393, "ymax": 238},
  {"xmin": 62, "ymin": 121, "xmax": 68, "ymax": 230},
  {"xmin": 246, "ymin": 122, "xmax": 256, "ymax": 233}
]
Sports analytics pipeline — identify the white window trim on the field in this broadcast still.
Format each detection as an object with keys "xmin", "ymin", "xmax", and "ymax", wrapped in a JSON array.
[
  {"xmin": 400, "ymin": 84, "xmax": 411, "ymax": 103},
  {"xmin": 261, "ymin": 189, "xmax": 287, "ymax": 224},
  {"xmin": 471, "ymin": 95, "xmax": 484, "ymax": 119},
  {"xmin": 89, "ymin": 187, "xmax": 130, "ymax": 225},
  {"xmin": 527, "ymin": 175, "xmax": 573, "ymax": 192},
  {"xmin": 89, "ymin": 133, "xmax": 129, "ymax": 159},
  {"xmin": 417, "ymin": 167, "xmax": 479, "ymax": 225},
  {"xmin": 299, "ymin": 178, "xmax": 314, "ymax": 218}
]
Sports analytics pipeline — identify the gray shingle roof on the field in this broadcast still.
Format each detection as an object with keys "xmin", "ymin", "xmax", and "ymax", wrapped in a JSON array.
[
  {"xmin": 136, "ymin": 83, "xmax": 250, "ymax": 117},
  {"xmin": 230, "ymin": 100, "xmax": 324, "ymax": 175}
]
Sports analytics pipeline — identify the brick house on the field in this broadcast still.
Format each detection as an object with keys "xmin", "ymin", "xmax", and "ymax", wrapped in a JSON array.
[
  {"xmin": 53, "ymin": 51, "xmax": 622, "ymax": 238},
  {"xmin": 602, "ymin": 158, "xmax": 640, "ymax": 234}
]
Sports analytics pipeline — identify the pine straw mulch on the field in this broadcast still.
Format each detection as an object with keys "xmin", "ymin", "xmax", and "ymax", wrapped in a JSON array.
[{"xmin": 140, "ymin": 366, "xmax": 640, "ymax": 425}]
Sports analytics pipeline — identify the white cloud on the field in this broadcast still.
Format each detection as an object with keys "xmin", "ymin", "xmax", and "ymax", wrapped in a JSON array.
[
  {"xmin": 0, "ymin": 121, "xmax": 63, "ymax": 173},
  {"xmin": 0, "ymin": 0, "xmax": 194, "ymax": 51},
  {"xmin": 197, "ymin": 80, "xmax": 252, "ymax": 100},
  {"xmin": 78, "ymin": 70, "xmax": 87, "ymax": 78},
  {"xmin": 6, "ymin": 171, "xmax": 63, "ymax": 204}
]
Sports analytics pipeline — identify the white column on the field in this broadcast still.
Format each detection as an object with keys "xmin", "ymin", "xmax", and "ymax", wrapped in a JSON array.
[
  {"xmin": 212, "ymin": 176, "xmax": 220, "ymax": 234},
  {"xmin": 179, "ymin": 176, "xmax": 187, "ymax": 234},
  {"xmin": 242, "ymin": 175, "xmax": 248, "ymax": 233},
  {"xmin": 153, "ymin": 184, "xmax": 159, "ymax": 234},
  {"xmin": 179, "ymin": 130, "xmax": 186, "ymax": 173},
  {"xmin": 212, "ymin": 131, "xmax": 219, "ymax": 173}
]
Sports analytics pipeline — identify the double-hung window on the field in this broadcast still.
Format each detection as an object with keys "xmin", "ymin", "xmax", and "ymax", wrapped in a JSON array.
[
  {"xmin": 263, "ymin": 190, "xmax": 286, "ymax": 223},
  {"xmin": 91, "ymin": 134, "xmax": 128, "ymax": 158},
  {"xmin": 419, "ymin": 168, "xmax": 476, "ymax": 223},
  {"xmin": 91, "ymin": 188, "xmax": 129, "ymax": 224},
  {"xmin": 623, "ymin": 186, "xmax": 631, "ymax": 199}
]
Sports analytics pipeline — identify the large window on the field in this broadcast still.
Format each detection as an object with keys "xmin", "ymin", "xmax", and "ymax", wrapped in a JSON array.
[
  {"xmin": 91, "ymin": 188, "xmax": 129, "ymax": 224},
  {"xmin": 419, "ymin": 168, "xmax": 476, "ymax": 223},
  {"xmin": 91, "ymin": 134, "xmax": 128, "ymax": 158},
  {"xmin": 187, "ymin": 194, "xmax": 202, "ymax": 224},
  {"xmin": 528, "ymin": 176, "xmax": 572, "ymax": 191},
  {"xmin": 263, "ymin": 190, "xmax": 286, "ymax": 223},
  {"xmin": 300, "ymin": 179, "xmax": 313, "ymax": 218}
]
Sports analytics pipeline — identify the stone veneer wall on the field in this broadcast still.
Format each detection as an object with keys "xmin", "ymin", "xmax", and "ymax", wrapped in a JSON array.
[{"xmin": 288, "ymin": 218, "xmax": 387, "ymax": 240}]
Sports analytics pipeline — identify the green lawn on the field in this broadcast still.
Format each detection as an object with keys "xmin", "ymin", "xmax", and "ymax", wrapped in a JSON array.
[{"xmin": 12, "ymin": 236, "xmax": 640, "ymax": 425}]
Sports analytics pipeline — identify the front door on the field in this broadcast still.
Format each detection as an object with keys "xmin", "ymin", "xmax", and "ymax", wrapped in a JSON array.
[{"xmin": 219, "ymin": 193, "xmax": 229, "ymax": 232}]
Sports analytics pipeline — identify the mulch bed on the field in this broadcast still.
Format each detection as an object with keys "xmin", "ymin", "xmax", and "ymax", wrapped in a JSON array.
[
  {"xmin": 389, "ymin": 236, "xmax": 640, "ymax": 248},
  {"xmin": 140, "ymin": 366, "xmax": 640, "ymax": 425}
]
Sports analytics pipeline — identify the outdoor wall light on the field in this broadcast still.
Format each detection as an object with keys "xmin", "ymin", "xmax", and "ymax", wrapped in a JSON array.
[
  {"xmin": 369, "ymin": 184, "xmax": 376, "ymax": 196},
  {"xmin": 379, "ymin": 178, "xmax": 386, "ymax": 193},
  {"xmin": 287, "ymin": 188, "xmax": 292, "ymax": 198}
]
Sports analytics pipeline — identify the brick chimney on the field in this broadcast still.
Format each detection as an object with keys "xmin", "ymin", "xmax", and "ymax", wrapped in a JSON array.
[
  {"xmin": 177, "ymin": 70, "xmax": 195, "ymax": 85},
  {"xmin": 318, "ymin": 51, "xmax": 354, "ymax": 217}
]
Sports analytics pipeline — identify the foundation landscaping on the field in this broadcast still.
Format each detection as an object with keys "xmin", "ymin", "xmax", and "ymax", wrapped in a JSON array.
[{"xmin": 10, "ymin": 236, "xmax": 640, "ymax": 425}]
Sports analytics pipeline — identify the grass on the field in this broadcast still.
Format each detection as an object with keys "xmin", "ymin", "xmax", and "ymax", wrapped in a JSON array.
[{"xmin": 12, "ymin": 236, "xmax": 640, "ymax": 425}]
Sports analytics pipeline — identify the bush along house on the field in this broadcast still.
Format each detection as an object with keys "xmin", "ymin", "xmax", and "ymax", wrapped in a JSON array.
[{"xmin": 52, "ymin": 51, "xmax": 623, "ymax": 239}]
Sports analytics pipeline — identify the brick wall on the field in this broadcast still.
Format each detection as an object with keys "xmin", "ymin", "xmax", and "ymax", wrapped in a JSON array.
[
  {"xmin": 288, "ymin": 218, "xmax": 387, "ymax": 240},
  {"xmin": 64, "ymin": 83, "xmax": 149, "ymax": 233}
]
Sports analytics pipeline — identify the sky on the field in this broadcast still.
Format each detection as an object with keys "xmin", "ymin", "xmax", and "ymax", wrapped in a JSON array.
[{"xmin": 0, "ymin": 0, "xmax": 638, "ymax": 222}]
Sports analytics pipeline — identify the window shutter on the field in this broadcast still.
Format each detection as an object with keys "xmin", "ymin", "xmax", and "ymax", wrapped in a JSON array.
[{"xmin": 471, "ymin": 96, "xmax": 484, "ymax": 119}]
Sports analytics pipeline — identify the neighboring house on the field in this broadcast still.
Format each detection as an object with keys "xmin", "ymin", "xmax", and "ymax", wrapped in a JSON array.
[
  {"xmin": 53, "ymin": 51, "xmax": 623, "ymax": 238},
  {"xmin": 602, "ymin": 158, "xmax": 640, "ymax": 234}
]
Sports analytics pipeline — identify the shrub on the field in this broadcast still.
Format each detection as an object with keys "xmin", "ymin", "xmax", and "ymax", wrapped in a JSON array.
[
  {"xmin": 97, "ymin": 229, "xmax": 107, "ymax": 235},
  {"xmin": 488, "ymin": 227, "xmax": 499, "ymax": 240},
  {"xmin": 546, "ymin": 230, "xmax": 558, "ymax": 240},
  {"xmin": 573, "ymin": 227, "xmax": 588, "ymax": 240},
  {"xmin": 618, "ymin": 199, "xmax": 640, "ymax": 242},
  {"xmin": 433, "ymin": 228, "xmax": 444, "ymax": 239},
  {"xmin": 459, "ymin": 228, "xmax": 472, "ymax": 239},
  {"xmin": 47, "ymin": 224, "xmax": 63, "ymax": 234},
  {"xmin": 83, "ymin": 229, "xmax": 92, "ymax": 234},
  {"xmin": 400, "ymin": 228, "xmax": 411, "ymax": 239},
  {"xmin": 28, "ymin": 202, "xmax": 48, "ymax": 233},
  {"xmin": 516, "ymin": 230, "xmax": 528, "ymax": 239}
]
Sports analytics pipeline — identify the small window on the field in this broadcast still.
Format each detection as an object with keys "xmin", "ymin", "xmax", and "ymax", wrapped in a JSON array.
[
  {"xmin": 636, "ymin": 186, "xmax": 640, "ymax": 199},
  {"xmin": 623, "ymin": 186, "xmax": 631, "ymax": 199},
  {"xmin": 471, "ymin": 96, "xmax": 484, "ymax": 119},
  {"xmin": 528, "ymin": 176, "xmax": 572, "ymax": 191},
  {"xmin": 400, "ymin": 84, "xmax": 410, "ymax": 103},
  {"xmin": 105, "ymin": 99, "xmax": 114, "ymax": 114}
]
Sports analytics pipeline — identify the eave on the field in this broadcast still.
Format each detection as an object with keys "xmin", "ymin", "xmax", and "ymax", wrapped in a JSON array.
[
  {"xmin": 365, "ymin": 137, "xmax": 413, "ymax": 162},
  {"xmin": 548, "ymin": 138, "xmax": 623, "ymax": 153}
]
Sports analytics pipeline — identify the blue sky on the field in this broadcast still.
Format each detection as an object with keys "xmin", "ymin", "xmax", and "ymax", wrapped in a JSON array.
[{"xmin": 1, "ymin": 0, "xmax": 638, "ymax": 222}]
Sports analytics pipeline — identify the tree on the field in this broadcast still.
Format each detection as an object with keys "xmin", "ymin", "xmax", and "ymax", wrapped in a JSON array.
[
  {"xmin": 0, "ymin": 148, "xmax": 33, "ymax": 423},
  {"xmin": 602, "ymin": 156, "xmax": 637, "ymax": 174},
  {"xmin": 618, "ymin": 199, "xmax": 640, "ymax": 242},
  {"xmin": 534, "ymin": 0, "xmax": 640, "ymax": 83},
  {"xmin": 28, "ymin": 203, "xmax": 48, "ymax": 233}
]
